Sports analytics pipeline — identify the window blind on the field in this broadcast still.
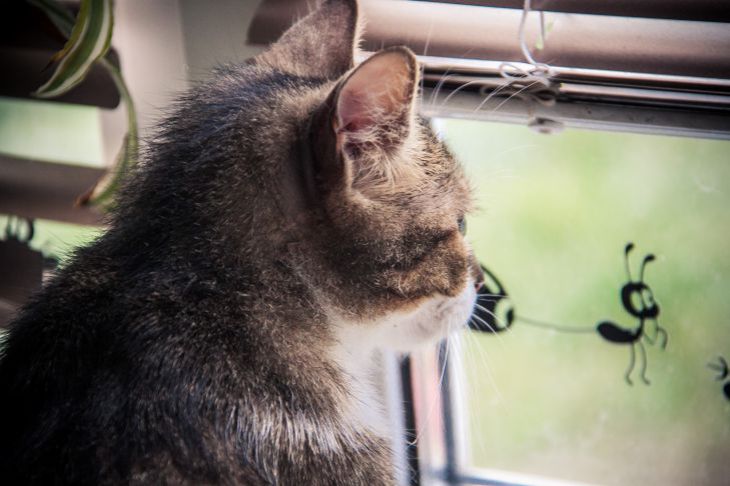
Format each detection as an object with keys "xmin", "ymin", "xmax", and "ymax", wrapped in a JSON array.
[{"xmin": 248, "ymin": 0, "xmax": 730, "ymax": 139}]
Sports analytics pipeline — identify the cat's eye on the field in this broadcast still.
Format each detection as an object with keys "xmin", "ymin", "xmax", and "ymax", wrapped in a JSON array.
[{"xmin": 458, "ymin": 217, "xmax": 467, "ymax": 235}]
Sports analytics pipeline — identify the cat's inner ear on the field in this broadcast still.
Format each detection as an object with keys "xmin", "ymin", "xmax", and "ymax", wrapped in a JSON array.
[
  {"xmin": 333, "ymin": 47, "xmax": 419, "ymax": 162},
  {"xmin": 258, "ymin": 0, "xmax": 359, "ymax": 80}
]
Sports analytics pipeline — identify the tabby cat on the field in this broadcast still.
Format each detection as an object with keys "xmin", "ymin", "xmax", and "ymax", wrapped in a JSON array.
[{"xmin": 0, "ymin": 0, "xmax": 482, "ymax": 483}]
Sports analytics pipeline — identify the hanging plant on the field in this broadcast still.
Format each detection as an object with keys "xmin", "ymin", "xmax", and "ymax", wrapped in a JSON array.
[{"xmin": 27, "ymin": 0, "xmax": 138, "ymax": 209}]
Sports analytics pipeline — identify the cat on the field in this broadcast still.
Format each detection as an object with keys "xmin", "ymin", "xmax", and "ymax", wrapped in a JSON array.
[{"xmin": 0, "ymin": 0, "xmax": 483, "ymax": 483}]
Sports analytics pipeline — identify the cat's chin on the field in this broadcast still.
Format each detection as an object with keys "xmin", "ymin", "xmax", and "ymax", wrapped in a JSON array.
[
  {"xmin": 378, "ymin": 279, "xmax": 478, "ymax": 353},
  {"xmin": 329, "ymin": 279, "xmax": 477, "ymax": 356}
]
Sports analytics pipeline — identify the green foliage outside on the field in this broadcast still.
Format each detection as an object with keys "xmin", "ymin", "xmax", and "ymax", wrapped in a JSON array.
[
  {"xmin": 437, "ymin": 118, "xmax": 730, "ymax": 486},
  {"xmin": 0, "ymin": 215, "xmax": 101, "ymax": 266}
]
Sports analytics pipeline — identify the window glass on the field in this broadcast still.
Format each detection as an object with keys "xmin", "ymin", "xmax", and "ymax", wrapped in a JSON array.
[
  {"xmin": 0, "ymin": 214, "xmax": 101, "ymax": 264},
  {"xmin": 435, "ymin": 118, "xmax": 730, "ymax": 486},
  {"xmin": 0, "ymin": 97, "xmax": 104, "ymax": 167}
]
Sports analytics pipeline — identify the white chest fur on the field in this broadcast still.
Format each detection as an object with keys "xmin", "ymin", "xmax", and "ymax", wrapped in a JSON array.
[{"xmin": 327, "ymin": 278, "xmax": 476, "ymax": 436}]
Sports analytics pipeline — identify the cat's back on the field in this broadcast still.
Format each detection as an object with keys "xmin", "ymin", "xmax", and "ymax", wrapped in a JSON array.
[
  {"xmin": 0, "ymin": 245, "xmax": 124, "ymax": 482},
  {"xmin": 0, "ymin": 241, "xmax": 265, "ymax": 484}
]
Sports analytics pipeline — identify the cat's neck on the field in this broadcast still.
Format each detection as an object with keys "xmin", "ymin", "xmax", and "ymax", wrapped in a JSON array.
[{"xmin": 328, "ymin": 310, "xmax": 391, "ymax": 439}]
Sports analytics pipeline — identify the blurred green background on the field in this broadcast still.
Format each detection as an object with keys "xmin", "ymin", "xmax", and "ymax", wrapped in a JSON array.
[
  {"xmin": 0, "ymin": 96, "xmax": 104, "ymax": 167},
  {"xmin": 0, "ymin": 97, "xmax": 103, "ymax": 338},
  {"xmin": 0, "ymin": 97, "xmax": 103, "ymax": 265},
  {"xmin": 437, "ymin": 118, "xmax": 730, "ymax": 486},
  {"xmin": 0, "ymin": 215, "xmax": 101, "ymax": 264}
]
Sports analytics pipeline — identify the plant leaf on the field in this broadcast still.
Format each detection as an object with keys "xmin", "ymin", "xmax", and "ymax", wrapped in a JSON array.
[
  {"xmin": 32, "ymin": 0, "xmax": 114, "ymax": 99},
  {"xmin": 29, "ymin": 0, "xmax": 138, "ymax": 209},
  {"xmin": 76, "ymin": 58, "xmax": 138, "ymax": 208}
]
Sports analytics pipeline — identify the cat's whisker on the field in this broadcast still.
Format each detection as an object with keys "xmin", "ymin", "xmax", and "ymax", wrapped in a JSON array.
[
  {"xmin": 428, "ymin": 72, "xmax": 457, "ymax": 108},
  {"xmin": 438, "ymin": 337, "xmax": 451, "ymax": 393},
  {"xmin": 459, "ymin": 333, "xmax": 485, "ymax": 458},
  {"xmin": 471, "ymin": 80, "xmax": 515, "ymax": 114},
  {"xmin": 448, "ymin": 335, "xmax": 471, "ymax": 450},
  {"xmin": 460, "ymin": 331, "xmax": 506, "ymax": 419},
  {"xmin": 488, "ymin": 143, "xmax": 539, "ymax": 163},
  {"xmin": 419, "ymin": 22, "xmax": 435, "ymax": 94},
  {"xmin": 470, "ymin": 313, "xmax": 497, "ymax": 334},
  {"xmin": 470, "ymin": 332, "xmax": 510, "ymax": 412},
  {"xmin": 438, "ymin": 80, "xmax": 485, "ymax": 111},
  {"xmin": 472, "ymin": 78, "xmax": 543, "ymax": 117},
  {"xmin": 475, "ymin": 293, "xmax": 506, "ymax": 300},
  {"xmin": 488, "ymin": 80, "xmax": 543, "ymax": 116},
  {"xmin": 409, "ymin": 336, "xmax": 454, "ymax": 447},
  {"xmin": 472, "ymin": 303, "xmax": 511, "ymax": 331},
  {"xmin": 474, "ymin": 298, "xmax": 503, "ymax": 305},
  {"xmin": 469, "ymin": 313, "xmax": 507, "ymax": 353},
  {"xmin": 473, "ymin": 302, "xmax": 505, "ymax": 318},
  {"xmin": 459, "ymin": 331, "xmax": 510, "ymax": 459}
]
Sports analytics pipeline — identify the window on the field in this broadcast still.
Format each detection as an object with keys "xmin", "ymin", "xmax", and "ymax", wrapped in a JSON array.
[{"xmin": 406, "ymin": 120, "xmax": 730, "ymax": 486}]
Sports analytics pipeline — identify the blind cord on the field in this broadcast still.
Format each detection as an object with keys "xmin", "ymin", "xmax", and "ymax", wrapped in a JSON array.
[{"xmin": 494, "ymin": 0, "xmax": 564, "ymax": 134}]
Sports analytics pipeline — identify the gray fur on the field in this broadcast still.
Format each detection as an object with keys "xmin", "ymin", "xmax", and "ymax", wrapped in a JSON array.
[{"xmin": 0, "ymin": 0, "xmax": 478, "ymax": 484}]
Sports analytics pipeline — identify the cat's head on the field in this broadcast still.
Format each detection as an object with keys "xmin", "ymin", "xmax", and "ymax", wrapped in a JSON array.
[
  {"xmin": 258, "ymin": 0, "xmax": 484, "ymax": 348},
  {"xmin": 119, "ymin": 0, "xmax": 481, "ymax": 350}
]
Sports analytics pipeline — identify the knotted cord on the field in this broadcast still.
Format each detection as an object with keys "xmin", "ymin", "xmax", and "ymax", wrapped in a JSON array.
[{"xmin": 488, "ymin": 0, "xmax": 564, "ymax": 133}]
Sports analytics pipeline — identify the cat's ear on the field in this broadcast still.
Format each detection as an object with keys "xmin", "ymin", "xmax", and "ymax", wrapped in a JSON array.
[
  {"xmin": 307, "ymin": 47, "xmax": 419, "ymax": 199},
  {"xmin": 333, "ymin": 47, "xmax": 419, "ymax": 161},
  {"xmin": 258, "ymin": 0, "xmax": 359, "ymax": 79}
]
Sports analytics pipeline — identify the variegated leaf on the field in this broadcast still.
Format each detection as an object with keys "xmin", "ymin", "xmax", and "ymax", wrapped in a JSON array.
[{"xmin": 33, "ymin": 0, "xmax": 114, "ymax": 99}]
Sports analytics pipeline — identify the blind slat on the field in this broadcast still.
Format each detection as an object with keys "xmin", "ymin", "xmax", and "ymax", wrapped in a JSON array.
[
  {"xmin": 247, "ymin": 0, "xmax": 730, "ymax": 138},
  {"xmin": 424, "ymin": 0, "xmax": 730, "ymax": 23},
  {"xmin": 249, "ymin": 0, "xmax": 730, "ymax": 79}
]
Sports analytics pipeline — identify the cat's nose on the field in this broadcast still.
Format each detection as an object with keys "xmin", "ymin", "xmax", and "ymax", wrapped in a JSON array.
[
  {"xmin": 471, "ymin": 260, "xmax": 485, "ymax": 291},
  {"xmin": 474, "ymin": 274, "xmax": 485, "ymax": 291}
]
